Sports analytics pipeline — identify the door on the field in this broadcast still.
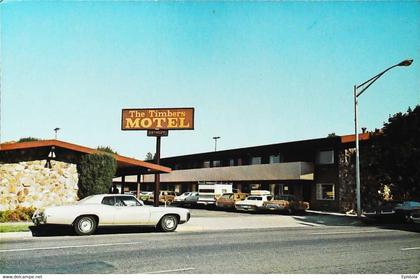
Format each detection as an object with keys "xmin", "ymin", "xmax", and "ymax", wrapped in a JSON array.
[{"xmin": 112, "ymin": 196, "xmax": 150, "ymax": 225}]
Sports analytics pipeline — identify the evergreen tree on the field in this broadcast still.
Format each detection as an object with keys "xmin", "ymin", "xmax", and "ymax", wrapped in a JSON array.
[
  {"xmin": 362, "ymin": 105, "xmax": 420, "ymax": 203},
  {"xmin": 77, "ymin": 153, "xmax": 117, "ymax": 199}
]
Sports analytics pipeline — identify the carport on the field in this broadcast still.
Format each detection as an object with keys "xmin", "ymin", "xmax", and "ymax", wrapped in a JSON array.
[{"xmin": 0, "ymin": 139, "xmax": 171, "ymax": 196}]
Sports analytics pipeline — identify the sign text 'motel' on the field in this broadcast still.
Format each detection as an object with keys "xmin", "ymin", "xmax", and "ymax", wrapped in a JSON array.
[{"xmin": 121, "ymin": 108, "xmax": 194, "ymax": 130}]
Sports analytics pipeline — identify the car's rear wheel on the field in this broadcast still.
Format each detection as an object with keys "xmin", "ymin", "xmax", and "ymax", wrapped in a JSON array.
[
  {"xmin": 158, "ymin": 215, "xmax": 178, "ymax": 232},
  {"xmin": 74, "ymin": 216, "xmax": 97, "ymax": 236}
]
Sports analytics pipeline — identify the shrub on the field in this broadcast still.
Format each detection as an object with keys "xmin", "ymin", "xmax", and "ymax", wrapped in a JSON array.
[
  {"xmin": 0, "ymin": 206, "xmax": 35, "ymax": 222},
  {"xmin": 77, "ymin": 152, "xmax": 117, "ymax": 199}
]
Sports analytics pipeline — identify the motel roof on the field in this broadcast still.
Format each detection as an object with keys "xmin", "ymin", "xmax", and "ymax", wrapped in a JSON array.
[
  {"xmin": 0, "ymin": 139, "xmax": 171, "ymax": 176},
  {"xmin": 156, "ymin": 133, "xmax": 371, "ymax": 162}
]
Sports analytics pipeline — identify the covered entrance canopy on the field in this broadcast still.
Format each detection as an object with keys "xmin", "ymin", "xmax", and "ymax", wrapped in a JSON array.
[{"xmin": 0, "ymin": 139, "xmax": 171, "ymax": 176}]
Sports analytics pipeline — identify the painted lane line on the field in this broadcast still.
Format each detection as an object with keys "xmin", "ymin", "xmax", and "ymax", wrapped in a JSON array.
[
  {"xmin": 401, "ymin": 247, "xmax": 420, "ymax": 251},
  {"xmin": 145, "ymin": 267, "xmax": 195, "ymax": 274},
  {"xmin": 311, "ymin": 229, "xmax": 396, "ymax": 235},
  {"xmin": 0, "ymin": 241, "xmax": 143, "ymax": 253}
]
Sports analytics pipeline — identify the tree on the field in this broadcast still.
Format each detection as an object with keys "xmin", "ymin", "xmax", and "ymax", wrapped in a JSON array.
[
  {"xmin": 96, "ymin": 146, "xmax": 118, "ymax": 154},
  {"xmin": 77, "ymin": 152, "xmax": 117, "ymax": 199},
  {"xmin": 18, "ymin": 137, "xmax": 41, "ymax": 143},
  {"xmin": 361, "ymin": 106, "xmax": 420, "ymax": 203}
]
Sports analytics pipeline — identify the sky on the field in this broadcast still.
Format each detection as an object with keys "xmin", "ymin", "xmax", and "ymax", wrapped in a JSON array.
[{"xmin": 1, "ymin": 1, "xmax": 419, "ymax": 159}]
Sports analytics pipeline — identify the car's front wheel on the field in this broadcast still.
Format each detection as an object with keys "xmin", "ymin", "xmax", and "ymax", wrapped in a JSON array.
[
  {"xmin": 74, "ymin": 216, "xmax": 97, "ymax": 236},
  {"xmin": 158, "ymin": 215, "xmax": 178, "ymax": 232}
]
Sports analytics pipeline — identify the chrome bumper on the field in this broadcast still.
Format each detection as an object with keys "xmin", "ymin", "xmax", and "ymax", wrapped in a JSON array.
[{"xmin": 32, "ymin": 212, "xmax": 46, "ymax": 225}]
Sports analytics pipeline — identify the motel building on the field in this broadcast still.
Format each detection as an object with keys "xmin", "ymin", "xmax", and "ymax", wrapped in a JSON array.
[{"xmin": 114, "ymin": 133, "xmax": 370, "ymax": 212}]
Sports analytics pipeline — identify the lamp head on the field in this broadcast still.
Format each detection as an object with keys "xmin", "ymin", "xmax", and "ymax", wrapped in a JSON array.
[{"xmin": 398, "ymin": 59, "xmax": 413, "ymax": 66}]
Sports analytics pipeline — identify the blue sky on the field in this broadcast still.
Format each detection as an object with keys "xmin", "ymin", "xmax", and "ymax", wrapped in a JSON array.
[{"xmin": 1, "ymin": 1, "xmax": 419, "ymax": 159}]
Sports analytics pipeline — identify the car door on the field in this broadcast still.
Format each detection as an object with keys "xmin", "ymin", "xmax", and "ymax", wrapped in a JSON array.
[
  {"xmin": 99, "ymin": 196, "xmax": 117, "ymax": 225},
  {"xmin": 112, "ymin": 196, "xmax": 151, "ymax": 225}
]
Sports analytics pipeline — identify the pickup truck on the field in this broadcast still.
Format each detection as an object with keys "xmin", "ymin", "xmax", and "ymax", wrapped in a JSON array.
[
  {"xmin": 263, "ymin": 194, "xmax": 309, "ymax": 214},
  {"xmin": 235, "ymin": 195, "xmax": 274, "ymax": 212}
]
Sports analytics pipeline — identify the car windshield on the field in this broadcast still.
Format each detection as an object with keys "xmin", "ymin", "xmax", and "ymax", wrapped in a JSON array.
[
  {"xmin": 247, "ymin": 196, "xmax": 262, "ymax": 201},
  {"xmin": 222, "ymin": 194, "xmax": 233, "ymax": 199},
  {"xmin": 199, "ymin": 189, "xmax": 215, "ymax": 193},
  {"xmin": 402, "ymin": 201, "xmax": 420, "ymax": 207}
]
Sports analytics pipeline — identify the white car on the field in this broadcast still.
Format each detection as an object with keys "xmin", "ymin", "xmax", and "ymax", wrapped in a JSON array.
[
  {"xmin": 32, "ymin": 194, "xmax": 191, "ymax": 235},
  {"xmin": 235, "ymin": 195, "xmax": 274, "ymax": 212}
]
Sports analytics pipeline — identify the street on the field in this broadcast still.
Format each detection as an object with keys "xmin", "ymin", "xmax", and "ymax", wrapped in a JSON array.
[{"xmin": 0, "ymin": 210, "xmax": 419, "ymax": 274}]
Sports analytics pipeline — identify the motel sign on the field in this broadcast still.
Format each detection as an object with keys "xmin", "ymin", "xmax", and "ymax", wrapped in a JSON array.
[{"xmin": 121, "ymin": 108, "xmax": 194, "ymax": 131}]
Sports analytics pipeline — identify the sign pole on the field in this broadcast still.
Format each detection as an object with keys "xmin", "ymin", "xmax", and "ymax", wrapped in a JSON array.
[{"xmin": 153, "ymin": 135, "xmax": 161, "ymax": 207}]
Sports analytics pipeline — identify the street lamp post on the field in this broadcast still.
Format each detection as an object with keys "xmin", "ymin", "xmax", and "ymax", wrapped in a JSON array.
[
  {"xmin": 354, "ymin": 59, "xmax": 413, "ymax": 217},
  {"xmin": 213, "ymin": 136, "xmax": 220, "ymax": 152},
  {"xmin": 54, "ymin": 128, "xmax": 60, "ymax": 140}
]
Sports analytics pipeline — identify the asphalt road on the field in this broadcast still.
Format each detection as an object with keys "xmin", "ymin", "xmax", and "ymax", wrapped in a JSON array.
[{"xmin": 1, "ymin": 225, "xmax": 419, "ymax": 274}]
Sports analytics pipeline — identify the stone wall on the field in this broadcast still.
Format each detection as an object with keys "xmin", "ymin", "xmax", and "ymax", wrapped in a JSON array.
[
  {"xmin": 0, "ymin": 160, "xmax": 79, "ymax": 211},
  {"xmin": 338, "ymin": 148, "xmax": 356, "ymax": 213}
]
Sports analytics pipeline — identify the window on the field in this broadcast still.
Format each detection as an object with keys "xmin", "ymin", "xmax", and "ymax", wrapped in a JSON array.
[
  {"xmin": 250, "ymin": 156, "xmax": 261, "ymax": 165},
  {"xmin": 213, "ymin": 160, "xmax": 221, "ymax": 167},
  {"xmin": 269, "ymin": 154, "xmax": 281, "ymax": 164},
  {"xmin": 250, "ymin": 184, "xmax": 261, "ymax": 190},
  {"xmin": 316, "ymin": 150, "xmax": 334, "ymax": 164},
  {"xmin": 101, "ymin": 196, "xmax": 115, "ymax": 206},
  {"xmin": 115, "ymin": 196, "xmax": 142, "ymax": 206},
  {"xmin": 203, "ymin": 161, "xmax": 211, "ymax": 168},
  {"xmin": 229, "ymin": 159, "xmax": 235, "ymax": 166},
  {"xmin": 316, "ymin": 184, "xmax": 335, "ymax": 200}
]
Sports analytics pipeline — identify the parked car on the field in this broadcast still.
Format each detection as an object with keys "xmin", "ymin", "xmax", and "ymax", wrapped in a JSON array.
[
  {"xmin": 173, "ymin": 192, "xmax": 199, "ymax": 207},
  {"xmin": 263, "ymin": 194, "xmax": 309, "ymax": 214},
  {"xmin": 139, "ymin": 191, "xmax": 154, "ymax": 202},
  {"xmin": 32, "ymin": 194, "xmax": 191, "ymax": 235},
  {"xmin": 197, "ymin": 183, "xmax": 233, "ymax": 206},
  {"xmin": 363, "ymin": 200, "xmax": 420, "ymax": 222},
  {"xmin": 216, "ymin": 193, "xmax": 249, "ymax": 210},
  {"xmin": 235, "ymin": 194, "xmax": 274, "ymax": 212},
  {"xmin": 146, "ymin": 191, "xmax": 177, "ymax": 205},
  {"xmin": 409, "ymin": 208, "xmax": 420, "ymax": 225}
]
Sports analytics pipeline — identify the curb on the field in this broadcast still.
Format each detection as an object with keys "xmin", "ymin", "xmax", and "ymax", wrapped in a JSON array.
[
  {"xmin": 0, "ymin": 231, "xmax": 33, "ymax": 241},
  {"xmin": 306, "ymin": 210, "xmax": 363, "ymax": 218}
]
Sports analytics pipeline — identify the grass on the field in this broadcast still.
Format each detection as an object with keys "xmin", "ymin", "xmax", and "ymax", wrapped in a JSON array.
[{"xmin": 0, "ymin": 223, "xmax": 31, "ymax": 233}]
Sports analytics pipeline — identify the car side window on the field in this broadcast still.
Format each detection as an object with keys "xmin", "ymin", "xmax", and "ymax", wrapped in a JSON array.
[
  {"xmin": 116, "ymin": 196, "xmax": 142, "ymax": 206},
  {"xmin": 102, "ymin": 197, "xmax": 115, "ymax": 206}
]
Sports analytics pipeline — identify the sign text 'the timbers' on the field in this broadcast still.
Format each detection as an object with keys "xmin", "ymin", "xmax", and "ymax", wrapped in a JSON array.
[{"xmin": 121, "ymin": 108, "xmax": 194, "ymax": 130}]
